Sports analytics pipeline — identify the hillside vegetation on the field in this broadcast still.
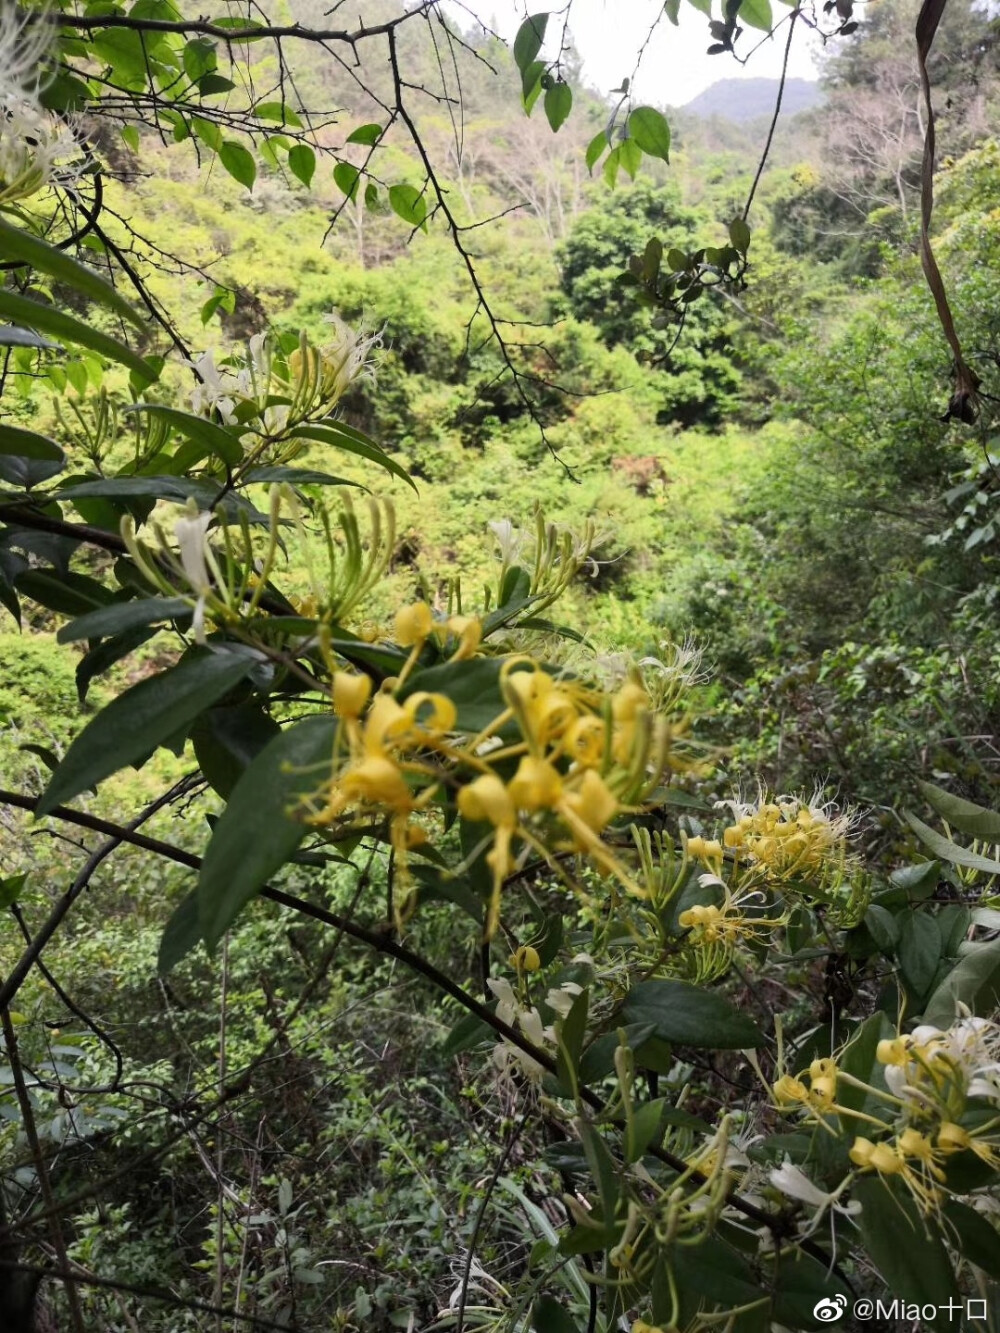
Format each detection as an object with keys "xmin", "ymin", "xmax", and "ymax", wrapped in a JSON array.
[{"xmin": 4, "ymin": 0, "xmax": 1000, "ymax": 1329}]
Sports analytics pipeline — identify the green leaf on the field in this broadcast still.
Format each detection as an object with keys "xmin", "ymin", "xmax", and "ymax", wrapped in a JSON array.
[
  {"xmin": 585, "ymin": 130, "xmax": 608, "ymax": 172},
  {"xmin": 254, "ymin": 101, "xmax": 303, "ymax": 127},
  {"xmin": 388, "ymin": 183, "xmax": 428, "ymax": 231},
  {"xmin": 619, "ymin": 137, "xmax": 642, "ymax": 179},
  {"xmin": 441, "ymin": 1010, "xmax": 493, "ymax": 1057},
  {"xmin": 0, "ymin": 290, "xmax": 155, "ymax": 381},
  {"xmin": 37, "ymin": 649, "xmax": 255, "ymax": 814},
  {"xmin": 346, "ymin": 123, "xmax": 383, "ymax": 146},
  {"xmin": 513, "ymin": 13, "xmax": 549, "ymax": 72},
  {"xmin": 886, "ymin": 859, "xmax": 941, "ymax": 902},
  {"xmin": 853, "ymin": 1176, "xmax": 959, "ymax": 1333},
  {"xmin": 729, "ymin": 216, "xmax": 751, "ymax": 253},
  {"xmin": 626, "ymin": 1097, "xmax": 664, "ymax": 1163},
  {"xmin": 922, "ymin": 935, "xmax": 1000, "ymax": 1026},
  {"xmin": 771, "ymin": 1251, "xmax": 852, "ymax": 1331},
  {"xmin": 76, "ymin": 625, "xmax": 159, "ymax": 703},
  {"xmin": 0, "ymin": 424, "xmax": 63, "ymax": 461},
  {"xmin": 197, "ymin": 74, "xmax": 235, "ymax": 97},
  {"xmin": 864, "ymin": 904, "xmax": 899, "ymax": 952},
  {"xmin": 0, "ymin": 874, "xmax": 28, "ymax": 911},
  {"xmin": 898, "ymin": 911, "xmax": 942, "ymax": 998},
  {"xmin": 738, "ymin": 0, "xmax": 774, "ymax": 28},
  {"xmin": 57, "ymin": 597, "xmax": 193, "ymax": 644},
  {"xmin": 123, "ymin": 403, "xmax": 243, "ymax": 468},
  {"xmin": 183, "ymin": 37, "xmax": 217, "ymax": 83},
  {"xmin": 191, "ymin": 703, "xmax": 281, "ymax": 799},
  {"xmin": 918, "ymin": 781, "xmax": 1000, "ymax": 842},
  {"xmin": 399, "ymin": 657, "xmax": 508, "ymax": 732},
  {"xmin": 620, "ymin": 979, "xmax": 765, "ymax": 1048},
  {"xmin": 522, "ymin": 61, "xmax": 545, "ymax": 111},
  {"xmin": 197, "ymin": 716, "xmax": 337, "ymax": 949},
  {"xmin": 242, "ymin": 466, "xmax": 359, "ymax": 488},
  {"xmin": 0, "ymin": 570, "xmax": 20, "ymax": 627},
  {"xmin": 544, "ymin": 81, "xmax": 572, "ymax": 132},
  {"xmin": 627, "ymin": 106, "xmax": 671, "ymax": 162},
  {"xmin": 904, "ymin": 812, "xmax": 1000, "ymax": 874},
  {"xmin": 531, "ymin": 1296, "xmax": 580, "ymax": 1333},
  {"xmin": 835, "ymin": 1011, "xmax": 893, "ymax": 1128},
  {"xmin": 287, "ymin": 144, "xmax": 316, "ymax": 187},
  {"xmin": 0, "ymin": 218, "xmax": 145, "ymax": 330},
  {"xmin": 942, "ymin": 1200, "xmax": 1000, "ymax": 1280},
  {"xmin": 158, "ymin": 889, "xmax": 202, "ymax": 974},
  {"xmin": 333, "ymin": 161, "xmax": 361, "ymax": 201},
  {"xmin": 670, "ymin": 1234, "xmax": 760, "ymax": 1308},
  {"xmin": 193, "ymin": 116, "xmax": 223, "ymax": 152},
  {"xmin": 16, "ymin": 569, "xmax": 114, "ymax": 618},
  {"xmin": 290, "ymin": 421, "xmax": 416, "ymax": 491},
  {"xmin": 219, "ymin": 141, "xmax": 256, "ymax": 190}
]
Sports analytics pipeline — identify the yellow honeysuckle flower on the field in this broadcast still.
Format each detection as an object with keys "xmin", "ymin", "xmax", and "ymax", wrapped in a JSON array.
[
  {"xmin": 773, "ymin": 1074, "xmax": 809, "ymax": 1106},
  {"xmin": 849, "ymin": 1136, "xmax": 876, "ymax": 1168},
  {"xmin": 445, "ymin": 615, "xmax": 482, "ymax": 660},
  {"xmin": 612, "ymin": 680, "xmax": 649, "ymax": 721},
  {"xmin": 395, "ymin": 601, "xmax": 434, "ymax": 645},
  {"xmin": 810, "ymin": 1057, "xmax": 837, "ymax": 1081},
  {"xmin": 341, "ymin": 755, "xmax": 411, "ymax": 809},
  {"xmin": 564, "ymin": 714, "xmax": 606, "ymax": 767},
  {"xmin": 560, "ymin": 768, "xmax": 618, "ymax": 837},
  {"xmin": 876, "ymin": 1037, "xmax": 910, "ymax": 1066},
  {"xmin": 508, "ymin": 755, "xmax": 563, "ymax": 811},
  {"xmin": 808, "ymin": 1075, "xmax": 836, "ymax": 1112},
  {"xmin": 332, "ymin": 670, "xmax": 372, "ymax": 719},
  {"xmin": 399, "ymin": 691, "xmax": 457, "ymax": 737},
  {"xmin": 936, "ymin": 1121, "xmax": 970, "ymax": 1154},
  {"xmin": 868, "ymin": 1142, "xmax": 902, "ymax": 1174},
  {"xmin": 458, "ymin": 774, "xmax": 516, "ymax": 828}
]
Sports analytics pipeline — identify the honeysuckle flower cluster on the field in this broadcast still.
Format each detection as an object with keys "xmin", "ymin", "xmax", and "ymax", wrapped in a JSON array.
[
  {"xmin": 305, "ymin": 647, "xmax": 673, "ymax": 936},
  {"xmin": 121, "ymin": 487, "xmax": 395, "ymax": 644},
  {"xmin": 0, "ymin": 3, "xmax": 82, "ymax": 206},
  {"xmin": 766, "ymin": 1011, "xmax": 1000, "ymax": 1222},
  {"xmin": 488, "ymin": 510, "xmax": 615, "ymax": 615},
  {"xmin": 184, "ymin": 320, "xmax": 381, "ymax": 460},
  {"xmin": 718, "ymin": 788, "xmax": 857, "ymax": 882},
  {"xmin": 677, "ymin": 787, "xmax": 868, "ymax": 947}
]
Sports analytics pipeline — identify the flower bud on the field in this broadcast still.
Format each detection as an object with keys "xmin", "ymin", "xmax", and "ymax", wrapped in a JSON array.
[{"xmin": 510, "ymin": 945, "xmax": 541, "ymax": 973}]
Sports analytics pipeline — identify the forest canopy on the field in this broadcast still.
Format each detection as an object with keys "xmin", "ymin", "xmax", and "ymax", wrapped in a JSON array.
[{"xmin": 4, "ymin": 0, "xmax": 1000, "ymax": 1331}]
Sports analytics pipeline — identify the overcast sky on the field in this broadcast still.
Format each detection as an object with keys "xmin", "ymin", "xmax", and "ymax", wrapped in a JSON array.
[{"xmin": 451, "ymin": 0, "xmax": 824, "ymax": 107}]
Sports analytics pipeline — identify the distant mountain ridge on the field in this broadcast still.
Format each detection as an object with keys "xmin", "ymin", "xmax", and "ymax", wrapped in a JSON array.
[{"xmin": 680, "ymin": 77, "xmax": 824, "ymax": 122}]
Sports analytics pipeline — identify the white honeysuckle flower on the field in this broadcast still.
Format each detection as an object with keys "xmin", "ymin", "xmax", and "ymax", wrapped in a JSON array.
[
  {"xmin": 0, "ymin": 2, "xmax": 53, "ymax": 103},
  {"xmin": 174, "ymin": 509, "xmax": 214, "ymax": 644},
  {"xmin": 319, "ymin": 312, "xmax": 382, "ymax": 400},
  {"xmin": 486, "ymin": 976, "xmax": 516, "ymax": 1028},
  {"xmin": 0, "ymin": 6, "xmax": 85, "ymax": 203},
  {"xmin": 519, "ymin": 1007, "xmax": 546, "ymax": 1048},
  {"xmin": 769, "ymin": 1159, "xmax": 860, "ymax": 1234},
  {"xmin": 488, "ymin": 518, "xmax": 520, "ymax": 565},
  {"xmin": 188, "ymin": 349, "xmax": 246, "ymax": 422},
  {"xmin": 545, "ymin": 982, "xmax": 582, "ymax": 1018}
]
